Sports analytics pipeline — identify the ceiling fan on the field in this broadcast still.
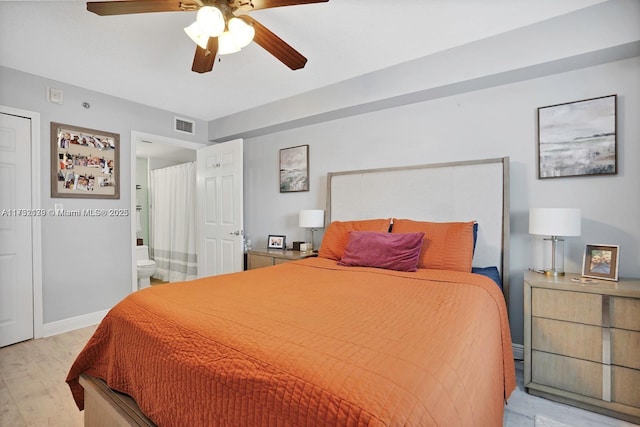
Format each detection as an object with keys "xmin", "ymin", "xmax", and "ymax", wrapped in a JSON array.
[{"xmin": 86, "ymin": 0, "xmax": 329, "ymax": 73}]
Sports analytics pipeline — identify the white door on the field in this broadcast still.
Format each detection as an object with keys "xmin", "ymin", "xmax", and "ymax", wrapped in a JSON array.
[
  {"xmin": 0, "ymin": 113, "xmax": 33, "ymax": 347},
  {"xmin": 196, "ymin": 139, "xmax": 243, "ymax": 277}
]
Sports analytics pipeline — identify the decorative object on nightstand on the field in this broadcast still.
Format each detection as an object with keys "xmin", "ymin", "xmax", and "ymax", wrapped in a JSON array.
[
  {"xmin": 523, "ymin": 271, "xmax": 640, "ymax": 424},
  {"xmin": 267, "ymin": 235, "xmax": 286, "ymax": 250},
  {"xmin": 529, "ymin": 208, "xmax": 581, "ymax": 276},
  {"xmin": 299, "ymin": 209, "xmax": 324, "ymax": 252},
  {"xmin": 582, "ymin": 244, "xmax": 620, "ymax": 281}
]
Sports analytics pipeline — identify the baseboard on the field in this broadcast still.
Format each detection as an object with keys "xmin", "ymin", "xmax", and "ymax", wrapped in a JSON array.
[
  {"xmin": 512, "ymin": 343, "xmax": 524, "ymax": 361},
  {"xmin": 42, "ymin": 309, "xmax": 109, "ymax": 338}
]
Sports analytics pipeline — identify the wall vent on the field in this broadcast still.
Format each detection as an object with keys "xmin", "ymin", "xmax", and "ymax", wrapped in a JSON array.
[{"xmin": 174, "ymin": 117, "xmax": 195, "ymax": 135}]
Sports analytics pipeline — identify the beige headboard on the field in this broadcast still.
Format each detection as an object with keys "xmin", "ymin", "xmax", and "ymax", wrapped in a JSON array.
[{"xmin": 326, "ymin": 157, "xmax": 510, "ymax": 303}]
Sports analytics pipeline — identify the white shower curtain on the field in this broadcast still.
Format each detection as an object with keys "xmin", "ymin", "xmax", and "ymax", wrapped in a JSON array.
[{"xmin": 149, "ymin": 162, "xmax": 197, "ymax": 282}]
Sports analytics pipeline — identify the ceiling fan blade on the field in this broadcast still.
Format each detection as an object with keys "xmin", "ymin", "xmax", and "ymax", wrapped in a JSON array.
[
  {"xmin": 87, "ymin": 0, "xmax": 196, "ymax": 16},
  {"xmin": 192, "ymin": 37, "xmax": 219, "ymax": 74},
  {"xmin": 243, "ymin": 16, "xmax": 307, "ymax": 70},
  {"xmin": 233, "ymin": 0, "xmax": 328, "ymax": 12}
]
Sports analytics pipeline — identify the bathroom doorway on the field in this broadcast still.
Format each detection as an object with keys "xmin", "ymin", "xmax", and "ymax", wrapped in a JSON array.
[{"xmin": 130, "ymin": 131, "xmax": 205, "ymax": 292}]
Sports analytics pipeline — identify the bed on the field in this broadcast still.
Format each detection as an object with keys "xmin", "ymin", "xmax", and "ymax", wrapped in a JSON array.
[{"xmin": 67, "ymin": 157, "xmax": 515, "ymax": 426}]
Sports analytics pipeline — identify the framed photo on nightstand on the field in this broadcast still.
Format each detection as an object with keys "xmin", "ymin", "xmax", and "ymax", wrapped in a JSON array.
[
  {"xmin": 267, "ymin": 235, "xmax": 286, "ymax": 250},
  {"xmin": 582, "ymin": 244, "xmax": 619, "ymax": 281}
]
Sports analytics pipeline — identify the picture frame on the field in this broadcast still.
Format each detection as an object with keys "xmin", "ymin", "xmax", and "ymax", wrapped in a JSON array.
[
  {"xmin": 267, "ymin": 234, "xmax": 286, "ymax": 250},
  {"xmin": 537, "ymin": 94, "xmax": 617, "ymax": 179},
  {"xmin": 280, "ymin": 144, "xmax": 309, "ymax": 193},
  {"xmin": 51, "ymin": 122, "xmax": 120, "ymax": 199},
  {"xmin": 582, "ymin": 244, "xmax": 619, "ymax": 281}
]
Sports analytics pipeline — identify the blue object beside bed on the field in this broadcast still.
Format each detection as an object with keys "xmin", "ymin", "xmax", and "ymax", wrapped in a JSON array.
[{"xmin": 472, "ymin": 266, "xmax": 503, "ymax": 289}]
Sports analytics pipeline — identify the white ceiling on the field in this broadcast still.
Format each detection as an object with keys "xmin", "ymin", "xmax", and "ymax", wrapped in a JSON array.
[{"xmin": 1, "ymin": 0, "xmax": 606, "ymax": 123}]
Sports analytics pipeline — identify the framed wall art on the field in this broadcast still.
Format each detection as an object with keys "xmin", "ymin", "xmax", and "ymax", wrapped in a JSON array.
[
  {"xmin": 582, "ymin": 244, "xmax": 619, "ymax": 281},
  {"xmin": 537, "ymin": 94, "xmax": 617, "ymax": 179},
  {"xmin": 51, "ymin": 122, "xmax": 120, "ymax": 199},
  {"xmin": 267, "ymin": 234, "xmax": 286, "ymax": 250},
  {"xmin": 280, "ymin": 144, "xmax": 309, "ymax": 193}
]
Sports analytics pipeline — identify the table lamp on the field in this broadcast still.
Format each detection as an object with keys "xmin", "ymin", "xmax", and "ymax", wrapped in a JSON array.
[
  {"xmin": 529, "ymin": 208, "xmax": 581, "ymax": 276},
  {"xmin": 298, "ymin": 209, "xmax": 324, "ymax": 252}
]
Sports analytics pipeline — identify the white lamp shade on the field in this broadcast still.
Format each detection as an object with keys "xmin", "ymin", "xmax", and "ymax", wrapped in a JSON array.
[
  {"xmin": 529, "ymin": 208, "xmax": 581, "ymax": 237},
  {"xmin": 228, "ymin": 17, "xmax": 255, "ymax": 48},
  {"xmin": 217, "ymin": 31, "xmax": 240, "ymax": 55},
  {"xmin": 196, "ymin": 6, "xmax": 225, "ymax": 38},
  {"xmin": 299, "ymin": 210, "xmax": 324, "ymax": 228},
  {"xmin": 184, "ymin": 21, "xmax": 210, "ymax": 49}
]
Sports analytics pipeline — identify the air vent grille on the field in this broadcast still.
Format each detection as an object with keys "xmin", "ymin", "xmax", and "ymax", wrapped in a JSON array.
[{"xmin": 174, "ymin": 117, "xmax": 195, "ymax": 135}]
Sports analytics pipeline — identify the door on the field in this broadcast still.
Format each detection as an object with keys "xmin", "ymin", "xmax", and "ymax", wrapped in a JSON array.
[
  {"xmin": 0, "ymin": 112, "xmax": 33, "ymax": 347},
  {"xmin": 196, "ymin": 139, "xmax": 243, "ymax": 277}
]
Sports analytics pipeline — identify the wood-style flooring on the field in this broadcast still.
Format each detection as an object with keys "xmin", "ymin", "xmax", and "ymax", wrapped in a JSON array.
[{"xmin": 1, "ymin": 326, "xmax": 637, "ymax": 426}]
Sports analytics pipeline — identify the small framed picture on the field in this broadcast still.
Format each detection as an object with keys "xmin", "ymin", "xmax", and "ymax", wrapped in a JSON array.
[
  {"xmin": 267, "ymin": 235, "xmax": 286, "ymax": 250},
  {"xmin": 280, "ymin": 145, "xmax": 309, "ymax": 193},
  {"xmin": 582, "ymin": 244, "xmax": 619, "ymax": 281}
]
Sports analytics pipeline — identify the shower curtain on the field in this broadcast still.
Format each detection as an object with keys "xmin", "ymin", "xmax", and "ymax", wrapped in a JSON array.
[{"xmin": 150, "ymin": 162, "xmax": 197, "ymax": 282}]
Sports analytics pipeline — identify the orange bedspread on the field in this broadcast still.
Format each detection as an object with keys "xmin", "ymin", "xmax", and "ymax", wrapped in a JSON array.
[{"xmin": 67, "ymin": 257, "xmax": 515, "ymax": 426}]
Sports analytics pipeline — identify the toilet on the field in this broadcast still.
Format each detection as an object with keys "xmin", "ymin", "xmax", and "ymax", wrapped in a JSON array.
[{"xmin": 136, "ymin": 245, "xmax": 157, "ymax": 289}]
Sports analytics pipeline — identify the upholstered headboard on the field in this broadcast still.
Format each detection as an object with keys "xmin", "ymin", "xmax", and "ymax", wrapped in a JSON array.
[{"xmin": 326, "ymin": 157, "xmax": 510, "ymax": 303}]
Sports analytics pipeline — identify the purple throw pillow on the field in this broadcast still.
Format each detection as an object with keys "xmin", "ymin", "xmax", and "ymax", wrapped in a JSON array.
[{"xmin": 338, "ymin": 231, "xmax": 425, "ymax": 272}]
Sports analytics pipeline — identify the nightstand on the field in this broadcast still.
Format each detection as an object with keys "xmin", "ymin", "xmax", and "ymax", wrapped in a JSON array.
[
  {"xmin": 523, "ymin": 271, "xmax": 640, "ymax": 423},
  {"xmin": 247, "ymin": 249, "xmax": 316, "ymax": 270}
]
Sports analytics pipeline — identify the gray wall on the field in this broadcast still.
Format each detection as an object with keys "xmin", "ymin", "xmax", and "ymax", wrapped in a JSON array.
[
  {"xmin": 0, "ymin": 66, "xmax": 209, "ymax": 323},
  {"xmin": 241, "ymin": 56, "xmax": 640, "ymax": 346}
]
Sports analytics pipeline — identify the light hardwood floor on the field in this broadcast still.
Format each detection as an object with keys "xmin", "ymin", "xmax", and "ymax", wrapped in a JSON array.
[
  {"xmin": 1, "ymin": 327, "xmax": 638, "ymax": 426},
  {"xmin": 1, "ymin": 325, "xmax": 97, "ymax": 426}
]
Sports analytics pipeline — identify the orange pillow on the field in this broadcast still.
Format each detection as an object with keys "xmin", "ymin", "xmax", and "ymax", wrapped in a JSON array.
[
  {"xmin": 318, "ymin": 219, "xmax": 391, "ymax": 261},
  {"xmin": 391, "ymin": 219, "xmax": 475, "ymax": 272}
]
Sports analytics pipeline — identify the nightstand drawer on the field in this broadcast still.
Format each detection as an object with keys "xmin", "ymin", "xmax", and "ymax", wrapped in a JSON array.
[
  {"xmin": 532, "ymin": 317, "xmax": 602, "ymax": 363},
  {"xmin": 611, "ymin": 297, "xmax": 640, "ymax": 331},
  {"xmin": 247, "ymin": 250, "xmax": 315, "ymax": 270},
  {"xmin": 532, "ymin": 288, "xmax": 602, "ymax": 325},
  {"xmin": 248, "ymin": 254, "xmax": 275, "ymax": 269},
  {"xmin": 611, "ymin": 328, "xmax": 640, "ymax": 369},
  {"xmin": 612, "ymin": 366, "xmax": 640, "ymax": 407},
  {"xmin": 532, "ymin": 350, "xmax": 601, "ymax": 400}
]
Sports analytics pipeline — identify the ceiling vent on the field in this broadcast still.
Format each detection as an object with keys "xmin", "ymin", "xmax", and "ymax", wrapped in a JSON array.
[{"xmin": 174, "ymin": 117, "xmax": 195, "ymax": 135}]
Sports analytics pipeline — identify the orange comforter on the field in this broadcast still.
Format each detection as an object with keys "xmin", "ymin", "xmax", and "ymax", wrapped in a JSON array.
[{"xmin": 67, "ymin": 257, "xmax": 515, "ymax": 426}]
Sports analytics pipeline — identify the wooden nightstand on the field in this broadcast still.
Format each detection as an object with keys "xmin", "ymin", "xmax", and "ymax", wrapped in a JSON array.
[
  {"xmin": 523, "ymin": 271, "xmax": 640, "ymax": 423},
  {"xmin": 247, "ymin": 249, "xmax": 316, "ymax": 270}
]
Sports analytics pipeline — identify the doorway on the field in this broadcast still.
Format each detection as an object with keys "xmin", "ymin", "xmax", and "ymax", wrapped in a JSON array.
[{"xmin": 130, "ymin": 131, "xmax": 205, "ymax": 292}]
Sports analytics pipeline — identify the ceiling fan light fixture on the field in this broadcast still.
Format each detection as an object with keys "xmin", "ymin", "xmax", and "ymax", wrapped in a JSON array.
[
  {"xmin": 184, "ymin": 21, "xmax": 209, "ymax": 49},
  {"xmin": 217, "ymin": 31, "xmax": 241, "ymax": 55},
  {"xmin": 196, "ymin": 6, "xmax": 225, "ymax": 38},
  {"xmin": 228, "ymin": 17, "xmax": 255, "ymax": 49}
]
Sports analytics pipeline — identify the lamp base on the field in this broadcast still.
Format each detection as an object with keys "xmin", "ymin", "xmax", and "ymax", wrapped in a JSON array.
[{"xmin": 544, "ymin": 270, "xmax": 565, "ymax": 277}]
